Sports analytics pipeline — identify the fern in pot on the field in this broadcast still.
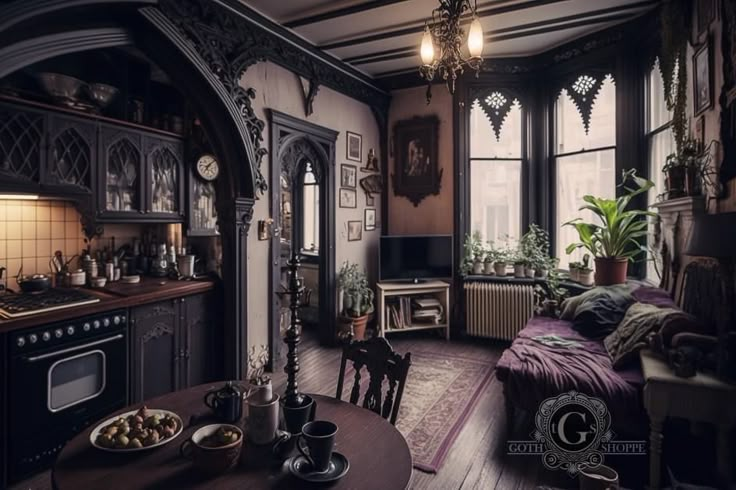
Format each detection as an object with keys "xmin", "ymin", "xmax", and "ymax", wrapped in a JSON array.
[
  {"xmin": 564, "ymin": 169, "xmax": 655, "ymax": 285},
  {"xmin": 337, "ymin": 261, "xmax": 374, "ymax": 340}
]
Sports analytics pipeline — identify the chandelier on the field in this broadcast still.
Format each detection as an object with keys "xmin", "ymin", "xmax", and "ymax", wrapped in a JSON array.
[{"xmin": 419, "ymin": 0, "xmax": 484, "ymax": 102}]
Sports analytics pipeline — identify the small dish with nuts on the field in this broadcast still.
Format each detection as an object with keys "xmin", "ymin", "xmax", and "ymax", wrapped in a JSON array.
[{"xmin": 90, "ymin": 406, "xmax": 183, "ymax": 452}]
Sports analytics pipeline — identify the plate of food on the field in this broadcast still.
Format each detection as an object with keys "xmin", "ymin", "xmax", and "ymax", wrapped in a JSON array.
[{"xmin": 90, "ymin": 406, "xmax": 183, "ymax": 452}]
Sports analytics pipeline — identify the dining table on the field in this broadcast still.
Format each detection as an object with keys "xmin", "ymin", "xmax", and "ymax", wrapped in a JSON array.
[{"xmin": 52, "ymin": 383, "xmax": 413, "ymax": 490}]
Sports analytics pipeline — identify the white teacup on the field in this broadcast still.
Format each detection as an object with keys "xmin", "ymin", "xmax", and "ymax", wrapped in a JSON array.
[{"xmin": 246, "ymin": 393, "xmax": 280, "ymax": 445}]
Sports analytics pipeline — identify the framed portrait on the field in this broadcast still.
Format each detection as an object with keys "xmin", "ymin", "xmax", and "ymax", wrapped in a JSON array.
[
  {"xmin": 693, "ymin": 38, "xmax": 713, "ymax": 115},
  {"xmin": 365, "ymin": 193, "xmax": 375, "ymax": 206},
  {"xmin": 364, "ymin": 209, "xmax": 376, "ymax": 231},
  {"xmin": 346, "ymin": 131, "xmax": 362, "ymax": 162},
  {"xmin": 340, "ymin": 164, "xmax": 357, "ymax": 188},
  {"xmin": 392, "ymin": 115, "xmax": 442, "ymax": 206},
  {"xmin": 339, "ymin": 188, "xmax": 357, "ymax": 208},
  {"xmin": 347, "ymin": 221, "xmax": 362, "ymax": 241}
]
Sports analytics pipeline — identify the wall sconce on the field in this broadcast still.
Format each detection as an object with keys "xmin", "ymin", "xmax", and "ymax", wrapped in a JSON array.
[{"xmin": 258, "ymin": 218, "xmax": 274, "ymax": 241}]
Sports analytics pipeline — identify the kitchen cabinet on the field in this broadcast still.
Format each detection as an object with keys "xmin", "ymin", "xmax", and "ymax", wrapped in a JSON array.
[
  {"xmin": 46, "ymin": 113, "xmax": 96, "ymax": 195},
  {"xmin": 98, "ymin": 125, "xmax": 144, "ymax": 219},
  {"xmin": 188, "ymin": 170, "xmax": 219, "ymax": 236},
  {"xmin": 129, "ymin": 292, "xmax": 220, "ymax": 403},
  {"xmin": 143, "ymin": 134, "xmax": 184, "ymax": 220},
  {"xmin": 0, "ymin": 102, "xmax": 44, "ymax": 191}
]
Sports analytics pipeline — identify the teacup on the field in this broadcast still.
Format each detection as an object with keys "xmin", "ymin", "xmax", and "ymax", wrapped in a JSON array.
[
  {"xmin": 180, "ymin": 424, "xmax": 243, "ymax": 474},
  {"xmin": 297, "ymin": 420, "xmax": 338, "ymax": 473},
  {"xmin": 247, "ymin": 394, "xmax": 280, "ymax": 445}
]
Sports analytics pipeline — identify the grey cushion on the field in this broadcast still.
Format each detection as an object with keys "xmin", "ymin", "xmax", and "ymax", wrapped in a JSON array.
[{"xmin": 571, "ymin": 285, "xmax": 635, "ymax": 339}]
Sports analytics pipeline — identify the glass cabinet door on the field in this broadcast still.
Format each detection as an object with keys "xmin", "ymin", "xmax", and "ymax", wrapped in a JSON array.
[
  {"xmin": 103, "ymin": 132, "xmax": 142, "ymax": 213},
  {"xmin": 150, "ymin": 145, "xmax": 179, "ymax": 214}
]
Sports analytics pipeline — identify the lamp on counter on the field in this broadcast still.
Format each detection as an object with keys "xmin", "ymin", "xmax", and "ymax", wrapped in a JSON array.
[{"xmin": 685, "ymin": 212, "xmax": 736, "ymax": 380}]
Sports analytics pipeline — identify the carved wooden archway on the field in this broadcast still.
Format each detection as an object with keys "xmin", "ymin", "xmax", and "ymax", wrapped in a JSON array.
[{"xmin": 0, "ymin": 0, "xmax": 263, "ymax": 379}]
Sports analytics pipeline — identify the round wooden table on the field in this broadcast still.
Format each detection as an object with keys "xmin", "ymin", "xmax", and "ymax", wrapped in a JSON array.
[{"xmin": 52, "ymin": 383, "xmax": 412, "ymax": 490}]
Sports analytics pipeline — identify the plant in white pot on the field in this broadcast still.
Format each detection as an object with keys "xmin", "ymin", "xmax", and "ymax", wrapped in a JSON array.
[
  {"xmin": 337, "ymin": 261, "xmax": 374, "ymax": 340},
  {"xmin": 564, "ymin": 169, "xmax": 655, "ymax": 285},
  {"xmin": 493, "ymin": 247, "xmax": 509, "ymax": 276},
  {"xmin": 483, "ymin": 243, "xmax": 496, "ymax": 274},
  {"xmin": 577, "ymin": 254, "xmax": 594, "ymax": 286},
  {"xmin": 520, "ymin": 224, "xmax": 551, "ymax": 278},
  {"xmin": 246, "ymin": 345, "xmax": 272, "ymax": 404},
  {"xmin": 512, "ymin": 249, "xmax": 527, "ymax": 278},
  {"xmin": 460, "ymin": 231, "xmax": 485, "ymax": 276}
]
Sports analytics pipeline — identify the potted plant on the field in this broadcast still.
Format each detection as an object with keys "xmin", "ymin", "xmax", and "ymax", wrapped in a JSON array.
[
  {"xmin": 493, "ymin": 247, "xmax": 508, "ymax": 276},
  {"xmin": 246, "ymin": 345, "xmax": 272, "ymax": 404},
  {"xmin": 534, "ymin": 264, "xmax": 567, "ymax": 317},
  {"xmin": 461, "ymin": 231, "xmax": 484, "ymax": 276},
  {"xmin": 565, "ymin": 169, "xmax": 655, "ymax": 286},
  {"xmin": 483, "ymin": 242, "xmax": 496, "ymax": 274},
  {"xmin": 568, "ymin": 262, "xmax": 581, "ymax": 282},
  {"xmin": 512, "ymin": 249, "xmax": 526, "ymax": 278},
  {"xmin": 337, "ymin": 261, "xmax": 375, "ymax": 340},
  {"xmin": 578, "ymin": 254, "xmax": 594, "ymax": 286}
]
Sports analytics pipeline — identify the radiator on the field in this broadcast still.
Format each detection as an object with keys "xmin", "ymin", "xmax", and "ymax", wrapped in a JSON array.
[{"xmin": 464, "ymin": 282, "xmax": 535, "ymax": 340}]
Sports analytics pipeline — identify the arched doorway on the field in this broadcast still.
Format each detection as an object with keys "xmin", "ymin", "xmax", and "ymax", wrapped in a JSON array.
[{"xmin": 269, "ymin": 110, "xmax": 337, "ymax": 368}]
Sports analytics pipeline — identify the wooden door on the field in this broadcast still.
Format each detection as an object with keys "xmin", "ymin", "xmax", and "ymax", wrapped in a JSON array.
[
  {"xmin": 130, "ymin": 300, "xmax": 180, "ymax": 402},
  {"xmin": 181, "ymin": 293, "xmax": 221, "ymax": 388}
]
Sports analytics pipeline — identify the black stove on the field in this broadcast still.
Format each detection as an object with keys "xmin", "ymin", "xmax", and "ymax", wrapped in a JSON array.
[{"xmin": 0, "ymin": 288, "xmax": 100, "ymax": 319}]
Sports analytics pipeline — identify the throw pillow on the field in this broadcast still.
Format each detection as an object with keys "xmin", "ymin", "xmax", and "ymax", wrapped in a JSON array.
[
  {"xmin": 604, "ymin": 303, "xmax": 692, "ymax": 369},
  {"xmin": 571, "ymin": 285, "xmax": 635, "ymax": 338}
]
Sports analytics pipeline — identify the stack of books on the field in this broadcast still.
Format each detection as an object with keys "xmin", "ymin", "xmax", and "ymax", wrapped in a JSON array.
[
  {"xmin": 385, "ymin": 296, "xmax": 444, "ymax": 330},
  {"xmin": 411, "ymin": 297, "xmax": 444, "ymax": 324}
]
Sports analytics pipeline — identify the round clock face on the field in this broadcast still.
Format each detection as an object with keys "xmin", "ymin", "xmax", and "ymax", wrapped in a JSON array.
[{"xmin": 196, "ymin": 154, "xmax": 219, "ymax": 181}]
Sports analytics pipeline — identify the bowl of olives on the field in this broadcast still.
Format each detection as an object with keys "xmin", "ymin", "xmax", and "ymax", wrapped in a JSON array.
[
  {"xmin": 179, "ymin": 424, "xmax": 243, "ymax": 475},
  {"xmin": 90, "ymin": 406, "xmax": 183, "ymax": 452}
]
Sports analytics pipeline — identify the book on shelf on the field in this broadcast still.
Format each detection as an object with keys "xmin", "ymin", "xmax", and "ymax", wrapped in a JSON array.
[{"xmin": 384, "ymin": 296, "xmax": 444, "ymax": 330}]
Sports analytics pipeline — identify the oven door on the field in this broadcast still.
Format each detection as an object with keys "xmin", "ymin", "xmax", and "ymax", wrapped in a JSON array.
[{"xmin": 10, "ymin": 332, "xmax": 127, "ymax": 436}]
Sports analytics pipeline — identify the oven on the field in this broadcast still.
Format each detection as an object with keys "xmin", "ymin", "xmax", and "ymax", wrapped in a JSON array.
[{"xmin": 8, "ymin": 310, "xmax": 128, "ymax": 482}]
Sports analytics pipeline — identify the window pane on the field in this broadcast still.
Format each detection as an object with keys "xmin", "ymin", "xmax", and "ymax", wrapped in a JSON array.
[
  {"xmin": 555, "ymin": 75, "xmax": 615, "ymax": 154},
  {"xmin": 470, "ymin": 160, "xmax": 522, "ymax": 244},
  {"xmin": 302, "ymin": 184, "xmax": 319, "ymax": 252},
  {"xmin": 648, "ymin": 129, "xmax": 676, "ymax": 204},
  {"xmin": 555, "ymin": 149, "xmax": 616, "ymax": 264},
  {"xmin": 470, "ymin": 98, "xmax": 522, "ymax": 159},
  {"xmin": 648, "ymin": 59, "xmax": 672, "ymax": 131},
  {"xmin": 50, "ymin": 351, "xmax": 104, "ymax": 411}
]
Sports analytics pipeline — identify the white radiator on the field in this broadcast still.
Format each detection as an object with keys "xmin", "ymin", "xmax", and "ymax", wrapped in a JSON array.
[{"xmin": 464, "ymin": 282, "xmax": 535, "ymax": 340}]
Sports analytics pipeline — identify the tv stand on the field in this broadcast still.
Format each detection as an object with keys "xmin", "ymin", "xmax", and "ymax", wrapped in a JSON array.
[{"xmin": 377, "ymin": 280, "xmax": 450, "ymax": 340}]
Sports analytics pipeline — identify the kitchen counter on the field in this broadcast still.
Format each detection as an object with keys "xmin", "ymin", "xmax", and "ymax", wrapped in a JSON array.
[{"xmin": 0, "ymin": 277, "xmax": 218, "ymax": 334}]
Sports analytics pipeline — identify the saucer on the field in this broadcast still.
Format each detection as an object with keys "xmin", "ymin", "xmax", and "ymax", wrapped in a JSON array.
[{"xmin": 287, "ymin": 452, "xmax": 350, "ymax": 483}]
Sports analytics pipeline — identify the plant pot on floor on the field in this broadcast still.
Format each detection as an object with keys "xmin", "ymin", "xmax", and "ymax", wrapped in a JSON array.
[
  {"xmin": 493, "ymin": 262, "xmax": 507, "ymax": 276},
  {"xmin": 594, "ymin": 257, "xmax": 628, "ymax": 285},
  {"xmin": 348, "ymin": 315, "xmax": 369, "ymax": 340}
]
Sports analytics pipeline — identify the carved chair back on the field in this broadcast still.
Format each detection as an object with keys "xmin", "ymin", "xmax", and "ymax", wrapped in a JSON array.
[
  {"xmin": 335, "ymin": 337, "xmax": 411, "ymax": 425},
  {"xmin": 679, "ymin": 258, "xmax": 732, "ymax": 333}
]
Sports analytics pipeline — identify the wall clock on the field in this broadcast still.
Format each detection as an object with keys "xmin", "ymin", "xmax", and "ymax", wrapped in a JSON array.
[{"xmin": 196, "ymin": 154, "xmax": 219, "ymax": 181}]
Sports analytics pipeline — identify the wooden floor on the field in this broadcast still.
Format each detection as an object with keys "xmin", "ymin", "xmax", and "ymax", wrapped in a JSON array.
[{"xmin": 11, "ymin": 330, "xmax": 593, "ymax": 490}]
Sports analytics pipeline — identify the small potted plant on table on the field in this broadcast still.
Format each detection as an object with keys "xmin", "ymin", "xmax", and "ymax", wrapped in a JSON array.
[
  {"xmin": 337, "ymin": 261, "xmax": 375, "ymax": 340},
  {"xmin": 483, "ymin": 243, "xmax": 496, "ymax": 275},
  {"xmin": 564, "ymin": 169, "xmax": 655, "ymax": 285}
]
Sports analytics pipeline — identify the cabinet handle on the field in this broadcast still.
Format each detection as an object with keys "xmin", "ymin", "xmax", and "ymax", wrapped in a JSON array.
[
  {"xmin": 185, "ymin": 349, "xmax": 190, "ymax": 359},
  {"xmin": 181, "ymin": 298, "xmax": 186, "ymax": 303}
]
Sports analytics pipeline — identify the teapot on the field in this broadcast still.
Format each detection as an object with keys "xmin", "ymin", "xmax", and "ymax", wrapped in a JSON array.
[{"xmin": 204, "ymin": 381, "xmax": 243, "ymax": 423}]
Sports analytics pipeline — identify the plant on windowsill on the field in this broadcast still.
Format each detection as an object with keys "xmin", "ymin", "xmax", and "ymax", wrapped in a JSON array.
[
  {"xmin": 568, "ymin": 261, "xmax": 581, "ymax": 282},
  {"xmin": 534, "ymin": 264, "xmax": 567, "ymax": 317},
  {"xmin": 337, "ymin": 261, "xmax": 374, "ymax": 340},
  {"xmin": 461, "ymin": 231, "xmax": 485, "ymax": 276},
  {"xmin": 577, "ymin": 254, "xmax": 594, "ymax": 286},
  {"xmin": 520, "ymin": 224, "xmax": 552, "ymax": 278},
  {"xmin": 661, "ymin": 138, "xmax": 720, "ymax": 200},
  {"xmin": 564, "ymin": 169, "xmax": 655, "ymax": 285},
  {"xmin": 483, "ymin": 242, "xmax": 496, "ymax": 275}
]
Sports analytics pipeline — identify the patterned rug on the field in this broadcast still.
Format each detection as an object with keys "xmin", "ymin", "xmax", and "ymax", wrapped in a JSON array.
[{"xmin": 341, "ymin": 348, "xmax": 496, "ymax": 473}]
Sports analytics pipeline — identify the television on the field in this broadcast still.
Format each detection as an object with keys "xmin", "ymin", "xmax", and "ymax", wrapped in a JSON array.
[{"xmin": 379, "ymin": 235, "xmax": 453, "ymax": 282}]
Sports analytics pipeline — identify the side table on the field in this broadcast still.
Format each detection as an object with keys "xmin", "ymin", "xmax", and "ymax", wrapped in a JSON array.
[{"xmin": 640, "ymin": 349, "xmax": 736, "ymax": 489}]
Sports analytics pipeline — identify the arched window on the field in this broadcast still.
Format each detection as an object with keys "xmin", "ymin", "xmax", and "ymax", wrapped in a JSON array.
[
  {"xmin": 553, "ymin": 73, "xmax": 616, "ymax": 264},
  {"xmin": 301, "ymin": 161, "xmax": 319, "ymax": 254},
  {"xmin": 469, "ymin": 91, "xmax": 524, "ymax": 244}
]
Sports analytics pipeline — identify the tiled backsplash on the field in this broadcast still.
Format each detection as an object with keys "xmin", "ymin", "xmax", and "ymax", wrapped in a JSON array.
[{"xmin": 0, "ymin": 200, "xmax": 86, "ymax": 278}]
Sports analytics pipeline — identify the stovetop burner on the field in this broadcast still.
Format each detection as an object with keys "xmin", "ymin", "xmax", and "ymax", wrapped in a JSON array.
[{"xmin": 0, "ymin": 288, "xmax": 100, "ymax": 319}]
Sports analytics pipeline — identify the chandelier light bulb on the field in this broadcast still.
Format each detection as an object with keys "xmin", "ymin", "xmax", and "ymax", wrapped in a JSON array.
[
  {"xmin": 420, "ymin": 26, "xmax": 436, "ymax": 65},
  {"xmin": 467, "ymin": 16, "xmax": 484, "ymax": 58}
]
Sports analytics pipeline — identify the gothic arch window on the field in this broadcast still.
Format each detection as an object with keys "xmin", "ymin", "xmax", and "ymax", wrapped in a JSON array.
[
  {"xmin": 553, "ymin": 73, "xmax": 616, "ymax": 263},
  {"xmin": 469, "ymin": 89, "xmax": 525, "ymax": 244},
  {"xmin": 300, "ymin": 161, "xmax": 319, "ymax": 254}
]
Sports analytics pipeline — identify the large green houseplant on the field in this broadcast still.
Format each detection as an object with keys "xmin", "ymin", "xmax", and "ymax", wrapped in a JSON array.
[
  {"xmin": 337, "ymin": 261, "xmax": 374, "ymax": 340},
  {"xmin": 564, "ymin": 169, "xmax": 655, "ymax": 285}
]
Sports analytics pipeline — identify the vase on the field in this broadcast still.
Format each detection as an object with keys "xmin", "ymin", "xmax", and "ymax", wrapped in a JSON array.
[
  {"xmin": 483, "ymin": 262, "xmax": 494, "ymax": 274},
  {"xmin": 524, "ymin": 266, "xmax": 535, "ymax": 278},
  {"xmin": 594, "ymin": 257, "xmax": 628, "ymax": 285},
  {"xmin": 513, "ymin": 264, "xmax": 525, "ymax": 278},
  {"xmin": 578, "ymin": 269, "xmax": 594, "ymax": 286},
  {"xmin": 493, "ymin": 262, "xmax": 507, "ymax": 276},
  {"xmin": 472, "ymin": 261, "xmax": 483, "ymax": 275}
]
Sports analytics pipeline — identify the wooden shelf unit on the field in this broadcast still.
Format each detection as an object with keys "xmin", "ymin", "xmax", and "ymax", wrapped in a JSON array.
[{"xmin": 377, "ymin": 280, "xmax": 450, "ymax": 339}]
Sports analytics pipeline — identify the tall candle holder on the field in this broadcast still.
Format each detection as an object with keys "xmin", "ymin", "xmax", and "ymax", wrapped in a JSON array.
[{"xmin": 278, "ymin": 252, "xmax": 305, "ymax": 407}]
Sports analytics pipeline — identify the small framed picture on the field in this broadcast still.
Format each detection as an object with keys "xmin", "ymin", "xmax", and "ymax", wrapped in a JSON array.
[
  {"xmin": 346, "ymin": 131, "xmax": 362, "ymax": 162},
  {"xmin": 364, "ymin": 209, "xmax": 376, "ymax": 231},
  {"xmin": 365, "ymin": 193, "xmax": 375, "ymax": 206},
  {"xmin": 340, "ymin": 164, "xmax": 357, "ymax": 188},
  {"xmin": 347, "ymin": 221, "xmax": 362, "ymax": 241},
  {"xmin": 339, "ymin": 188, "xmax": 357, "ymax": 208},
  {"xmin": 693, "ymin": 38, "xmax": 713, "ymax": 115}
]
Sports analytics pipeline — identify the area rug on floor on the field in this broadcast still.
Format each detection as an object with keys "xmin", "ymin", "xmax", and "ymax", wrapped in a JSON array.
[{"xmin": 340, "ymin": 348, "xmax": 495, "ymax": 473}]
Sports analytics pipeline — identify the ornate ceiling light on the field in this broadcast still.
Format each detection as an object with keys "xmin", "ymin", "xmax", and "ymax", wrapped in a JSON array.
[{"xmin": 419, "ymin": 0, "xmax": 484, "ymax": 103}]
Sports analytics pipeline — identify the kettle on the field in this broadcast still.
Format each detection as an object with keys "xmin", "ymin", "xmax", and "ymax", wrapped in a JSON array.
[{"xmin": 204, "ymin": 381, "xmax": 243, "ymax": 423}]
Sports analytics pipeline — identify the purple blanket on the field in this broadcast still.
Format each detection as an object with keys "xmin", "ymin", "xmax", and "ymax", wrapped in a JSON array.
[{"xmin": 496, "ymin": 317, "xmax": 645, "ymax": 429}]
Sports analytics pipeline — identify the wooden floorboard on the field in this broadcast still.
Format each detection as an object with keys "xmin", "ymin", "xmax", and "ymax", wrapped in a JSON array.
[{"xmin": 8, "ymin": 330, "xmax": 580, "ymax": 490}]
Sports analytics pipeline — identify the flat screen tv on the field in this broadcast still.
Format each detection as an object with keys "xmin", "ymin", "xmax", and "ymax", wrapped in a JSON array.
[{"xmin": 379, "ymin": 235, "xmax": 453, "ymax": 282}]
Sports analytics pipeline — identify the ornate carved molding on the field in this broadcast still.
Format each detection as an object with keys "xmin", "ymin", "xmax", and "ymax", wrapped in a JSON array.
[
  {"xmin": 279, "ymin": 136, "xmax": 325, "ymax": 184},
  {"xmin": 141, "ymin": 322, "xmax": 175, "ymax": 343},
  {"xmin": 561, "ymin": 74, "xmax": 607, "ymax": 134},
  {"xmin": 472, "ymin": 89, "xmax": 522, "ymax": 141}
]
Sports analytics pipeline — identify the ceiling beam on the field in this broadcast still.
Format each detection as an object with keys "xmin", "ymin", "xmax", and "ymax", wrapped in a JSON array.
[
  {"xmin": 354, "ymin": 11, "xmax": 638, "ymax": 66},
  {"xmin": 345, "ymin": 1, "xmax": 656, "ymax": 65},
  {"xmin": 284, "ymin": 0, "xmax": 412, "ymax": 29},
  {"xmin": 318, "ymin": 0, "xmax": 571, "ymax": 50}
]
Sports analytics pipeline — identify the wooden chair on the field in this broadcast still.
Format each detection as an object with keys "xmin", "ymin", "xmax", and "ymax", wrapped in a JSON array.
[{"xmin": 335, "ymin": 336, "xmax": 411, "ymax": 425}]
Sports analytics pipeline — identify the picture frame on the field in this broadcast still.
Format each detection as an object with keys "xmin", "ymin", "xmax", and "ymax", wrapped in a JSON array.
[
  {"xmin": 364, "ymin": 209, "xmax": 376, "ymax": 231},
  {"xmin": 346, "ymin": 131, "xmax": 362, "ymax": 162},
  {"xmin": 340, "ymin": 164, "xmax": 357, "ymax": 188},
  {"xmin": 347, "ymin": 221, "xmax": 362, "ymax": 241},
  {"xmin": 392, "ymin": 115, "xmax": 442, "ymax": 206},
  {"xmin": 693, "ymin": 37, "xmax": 713, "ymax": 116},
  {"xmin": 365, "ymin": 193, "xmax": 375, "ymax": 206},
  {"xmin": 339, "ymin": 188, "xmax": 357, "ymax": 208}
]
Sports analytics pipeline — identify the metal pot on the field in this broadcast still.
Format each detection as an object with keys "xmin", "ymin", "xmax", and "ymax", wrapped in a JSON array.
[
  {"xmin": 16, "ymin": 266, "xmax": 51, "ymax": 293},
  {"xmin": 176, "ymin": 255, "xmax": 198, "ymax": 278}
]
